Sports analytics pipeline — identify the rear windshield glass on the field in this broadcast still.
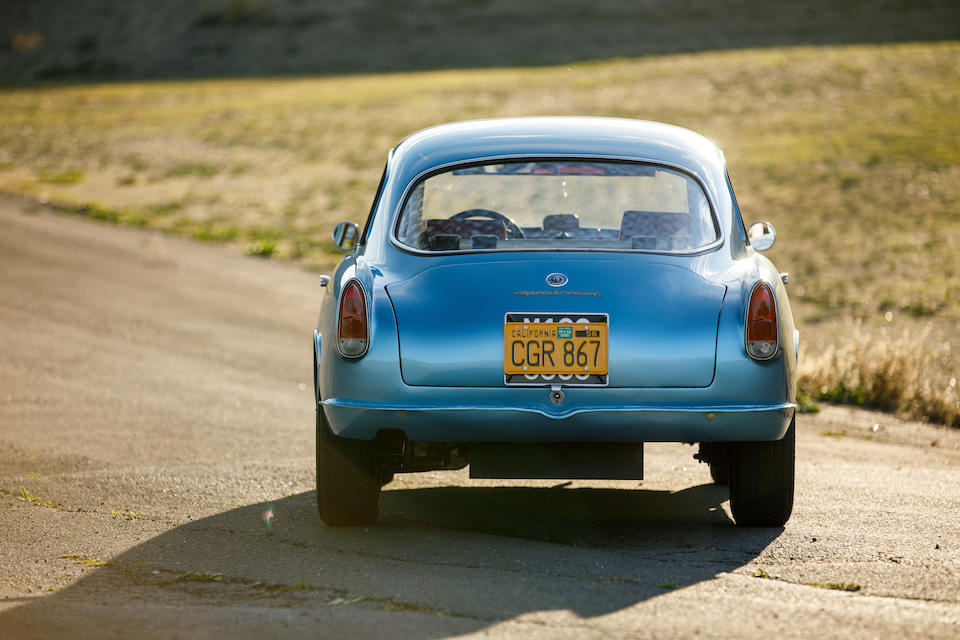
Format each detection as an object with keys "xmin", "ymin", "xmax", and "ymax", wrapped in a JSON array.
[{"xmin": 394, "ymin": 160, "xmax": 719, "ymax": 253}]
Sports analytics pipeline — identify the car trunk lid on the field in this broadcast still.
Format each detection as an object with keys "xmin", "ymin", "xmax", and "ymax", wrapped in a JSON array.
[{"xmin": 386, "ymin": 258, "xmax": 725, "ymax": 388}]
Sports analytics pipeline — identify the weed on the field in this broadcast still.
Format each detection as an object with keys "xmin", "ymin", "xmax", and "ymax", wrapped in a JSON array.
[
  {"xmin": 751, "ymin": 568, "xmax": 771, "ymax": 579},
  {"xmin": 78, "ymin": 558, "xmax": 108, "ymax": 567},
  {"xmin": 58, "ymin": 553, "xmax": 108, "ymax": 567},
  {"xmin": 373, "ymin": 596, "xmax": 450, "ymax": 615},
  {"xmin": 657, "ymin": 582, "xmax": 679, "ymax": 590},
  {"xmin": 904, "ymin": 300, "xmax": 941, "ymax": 317},
  {"xmin": 327, "ymin": 594, "xmax": 366, "ymax": 606},
  {"xmin": 245, "ymin": 238, "xmax": 275, "ymax": 257},
  {"xmin": 596, "ymin": 576, "xmax": 639, "ymax": 584},
  {"xmin": 839, "ymin": 175, "xmax": 860, "ymax": 190},
  {"xmin": 796, "ymin": 388, "xmax": 820, "ymax": 414},
  {"xmin": 39, "ymin": 170, "xmax": 85, "ymax": 184},
  {"xmin": 276, "ymin": 581, "xmax": 314, "ymax": 592},
  {"xmin": 18, "ymin": 487, "xmax": 52, "ymax": 507},
  {"xmin": 819, "ymin": 431, "xmax": 846, "ymax": 438},
  {"xmin": 111, "ymin": 510, "xmax": 142, "ymax": 519},
  {"xmin": 192, "ymin": 224, "xmax": 239, "ymax": 242},
  {"xmin": 166, "ymin": 163, "xmax": 218, "ymax": 178},
  {"xmin": 149, "ymin": 202, "xmax": 183, "ymax": 215},
  {"xmin": 176, "ymin": 570, "xmax": 223, "ymax": 583},
  {"xmin": 815, "ymin": 582, "xmax": 862, "ymax": 592}
]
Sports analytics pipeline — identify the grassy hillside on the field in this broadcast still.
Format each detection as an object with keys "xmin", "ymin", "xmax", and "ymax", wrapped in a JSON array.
[
  {"xmin": 0, "ymin": 42, "xmax": 957, "ymax": 425},
  {"xmin": 2, "ymin": 0, "xmax": 957, "ymax": 82}
]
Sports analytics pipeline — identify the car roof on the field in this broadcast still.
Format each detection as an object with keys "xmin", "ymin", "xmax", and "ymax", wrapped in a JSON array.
[{"xmin": 389, "ymin": 117, "xmax": 726, "ymax": 190}]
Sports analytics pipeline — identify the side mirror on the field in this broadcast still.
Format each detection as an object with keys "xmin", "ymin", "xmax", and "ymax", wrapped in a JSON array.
[
  {"xmin": 748, "ymin": 221, "xmax": 776, "ymax": 252},
  {"xmin": 331, "ymin": 221, "xmax": 360, "ymax": 251}
]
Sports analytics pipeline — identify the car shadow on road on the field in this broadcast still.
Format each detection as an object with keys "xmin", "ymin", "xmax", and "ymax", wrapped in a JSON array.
[{"xmin": 0, "ymin": 482, "xmax": 782, "ymax": 636}]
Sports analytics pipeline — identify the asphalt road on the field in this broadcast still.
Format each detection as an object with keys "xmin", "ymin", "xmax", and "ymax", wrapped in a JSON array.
[{"xmin": 1, "ymin": 196, "xmax": 958, "ymax": 638}]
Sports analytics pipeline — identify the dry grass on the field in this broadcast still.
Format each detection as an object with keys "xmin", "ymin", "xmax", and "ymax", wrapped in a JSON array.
[
  {"xmin": 800, "ymin": 325, "xmax": 959, "ymax": 428},
  {"xmin": 0, "ymin": 41, "xmax": 957, "ymax": 425}
]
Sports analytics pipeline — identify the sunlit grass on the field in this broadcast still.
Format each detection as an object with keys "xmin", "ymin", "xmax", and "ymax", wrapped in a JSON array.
[{"xmin": 0, "ymin": 41, "xmax": 956, "ymax": 424}]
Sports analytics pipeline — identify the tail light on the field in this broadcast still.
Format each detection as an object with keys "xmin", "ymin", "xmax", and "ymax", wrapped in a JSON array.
[
  {"xmin": 337, "ymin": 280, "xmax": 368, "ymax": 357},
  {"xmin": 746, "ymin": 282, "xmax": 778, "ymax": 360}
]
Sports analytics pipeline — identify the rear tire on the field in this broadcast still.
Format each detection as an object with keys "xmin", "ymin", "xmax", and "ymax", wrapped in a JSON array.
[
  {"xmin": 709, "ymin": 463, "xmax": 729, "ymax": 485},
  {"xmin": 729, "ymin": 416, "xmax": 795, "ymax": 527},
  {"xmin": 316, "ymin": 407, "xmax": 380, "ymax": 526}
]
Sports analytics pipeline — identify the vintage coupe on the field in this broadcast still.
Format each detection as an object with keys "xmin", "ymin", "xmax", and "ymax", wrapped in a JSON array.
[{"xmin": 313, "ymin": 117, "xmax": 797, "ymax": 527}]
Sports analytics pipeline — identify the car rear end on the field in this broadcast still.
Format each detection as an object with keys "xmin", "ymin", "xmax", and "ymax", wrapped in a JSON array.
[{"xmin": 314, "ymin": 119, "xmax": 797, "ymax": 527}]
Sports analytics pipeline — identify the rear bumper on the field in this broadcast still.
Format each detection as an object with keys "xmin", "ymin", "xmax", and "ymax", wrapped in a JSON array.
[{"xmin": 322, "ymin": 397, "xmax": 795, "ymax": 443}]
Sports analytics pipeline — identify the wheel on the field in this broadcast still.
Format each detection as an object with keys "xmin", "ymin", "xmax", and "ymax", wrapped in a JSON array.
[
  {"xmin": 709, "ymin": 462, "xmax": 729, "ymax": 485},
  {"xmin": 316, "ymin": 407, "xmax": 380, "ymax": 526},
  {"xmin": 729, "ymin": 416, "xmax": 795, "ymax": 527}
]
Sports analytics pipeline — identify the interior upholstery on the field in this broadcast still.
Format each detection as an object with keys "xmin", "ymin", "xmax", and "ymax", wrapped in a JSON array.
[
  {"xmin": 425, "ymin": 218, "xmax": 508, "ymax": 240},
  {"xmin": 619, "ymin": 210, "xmax": 690, "ymax": 241}
]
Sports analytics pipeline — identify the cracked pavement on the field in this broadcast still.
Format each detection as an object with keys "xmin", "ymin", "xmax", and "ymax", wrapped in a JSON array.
[{"xmin": 1, "ymin": 196, "xmax": 959, "ymax": 638}]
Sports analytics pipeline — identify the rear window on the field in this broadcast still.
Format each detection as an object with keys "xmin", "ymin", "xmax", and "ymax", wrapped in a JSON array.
[{"xmin": 394, "ymin": 160, "xmax": 719, "ymax": 253}]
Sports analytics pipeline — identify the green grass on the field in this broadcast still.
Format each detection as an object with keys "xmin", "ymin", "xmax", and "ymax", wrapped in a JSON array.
[
  {"xmin": 18, "ymin": 487, "xmax": 52, "ymax": 507},
  {"xmin": 175, "ymin": 570, "xmax": 224, "ymax": 583},
  {"xmin": 796, "ymin": 389, "xmax": 820, "ymax": 414},
  {"xmin": 58, "ymin": 553, "xmax": 108, "ymax": 567},
  {"xmin": 39, "ymin": 170, "xmax": 84, "ymax": 184},
  {"xmin": 0, "ymin": 41, "xmax": 957, "ymax": 425}
]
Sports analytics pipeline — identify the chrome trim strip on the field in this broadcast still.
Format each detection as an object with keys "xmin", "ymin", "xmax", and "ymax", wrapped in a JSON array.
[
  {"xmin": 388, "ymin": 154, "xmax": 725, "ymax": 258},
  {"xmin": 322, "ymin": 397, "xmax": 796, "ymax": 421},
  {"xmin": 313, "ymin": 328, "xmax": 323, "ymax": 406}
]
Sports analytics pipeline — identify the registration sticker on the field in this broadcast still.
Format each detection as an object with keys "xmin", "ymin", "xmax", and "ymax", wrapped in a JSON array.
[{"xmin": 503, "ymin": 313, "xmax": 609, "ymax": 383}]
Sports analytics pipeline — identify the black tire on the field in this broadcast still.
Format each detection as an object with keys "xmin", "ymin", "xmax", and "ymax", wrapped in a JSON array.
[
  {"xmin": 316, "ymin": 407, "xmax": 380, "ymax": 526},
  {"xmin": 729, "ymin": 416, "xmax": 795, "ymax": 527},
  {"xmin": 709, "ymin": 463, "xmax": 729, "ymax": 485}
]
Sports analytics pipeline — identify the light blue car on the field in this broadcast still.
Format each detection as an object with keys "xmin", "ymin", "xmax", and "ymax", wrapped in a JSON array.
[{"xmin": 314, "ymin": 117, "xmax": 797, "ymax": 527}]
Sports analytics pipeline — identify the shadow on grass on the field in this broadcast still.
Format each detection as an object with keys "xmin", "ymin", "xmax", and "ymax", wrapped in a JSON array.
[
  {"xmin": 0, "ymin": 482, "xmax": 782, "ymax": 636},
  {"xmin": 2, "ymin": 0, "xmax": 958, "ymax": 84}
]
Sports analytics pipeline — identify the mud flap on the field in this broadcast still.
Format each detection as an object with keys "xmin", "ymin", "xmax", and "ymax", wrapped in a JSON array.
[{"xmin": 469, "ymin": 442, "xmax": 643, "ymax": 480}]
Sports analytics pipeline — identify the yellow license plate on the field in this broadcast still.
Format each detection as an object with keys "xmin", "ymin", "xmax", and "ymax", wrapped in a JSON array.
[{"xmin": 504, "ymin": 318, "xmax": 608, "ymax": 375}]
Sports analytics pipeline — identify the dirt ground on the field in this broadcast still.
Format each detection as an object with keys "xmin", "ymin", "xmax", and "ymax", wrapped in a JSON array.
[{"xmin": 1, "ymin": 196, "xmax": 959, "ymax": 638}]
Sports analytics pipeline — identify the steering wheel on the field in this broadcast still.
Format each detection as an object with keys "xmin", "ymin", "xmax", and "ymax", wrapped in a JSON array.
[{"xmin": 449, "ymin": 209, "xmax": 526, "ymax": 239}]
